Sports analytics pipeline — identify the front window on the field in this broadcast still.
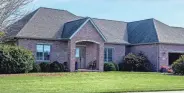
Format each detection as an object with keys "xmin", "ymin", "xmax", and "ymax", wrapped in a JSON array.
[
  {"xmin": 104, "ymin": 48, "xmax": 113, "ymax": 62},
  {"xmin": 75, "ymin": 48, "xmax": 80, "ymax": 58},
  {"xmin": 36, "ymin": 44, "xmax": 51, "ymax": 61}
]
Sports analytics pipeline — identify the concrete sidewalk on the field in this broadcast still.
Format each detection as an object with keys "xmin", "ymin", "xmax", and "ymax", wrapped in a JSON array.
[{"xmin": 131, "ymin": 91, "xmax": 184, "ymax": 93}]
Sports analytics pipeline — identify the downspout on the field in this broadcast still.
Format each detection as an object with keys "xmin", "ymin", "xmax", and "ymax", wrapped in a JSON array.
[{"xmin": 157, "ymin": 43, "xmax": 160, "ymax": 72}]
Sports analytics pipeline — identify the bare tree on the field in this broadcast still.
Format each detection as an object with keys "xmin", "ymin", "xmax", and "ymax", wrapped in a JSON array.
[{"xmin": 0, "ymin": 0, "xmax": 33, "ymax": 32}]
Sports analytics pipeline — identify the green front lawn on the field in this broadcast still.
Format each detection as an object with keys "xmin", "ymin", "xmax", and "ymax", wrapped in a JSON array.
[{"xmin": 0, "ymin": 72, "xmax": 184, "ymax": 93}]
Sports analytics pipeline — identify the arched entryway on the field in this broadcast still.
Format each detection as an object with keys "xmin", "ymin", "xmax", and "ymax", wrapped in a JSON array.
[
  {"xmin": 68, "ymin": 40, "xmax": 104, "ymax": 72},
  {"xmin": 75, "ymin": 40, "xmax": 100, "ymax": 71}
]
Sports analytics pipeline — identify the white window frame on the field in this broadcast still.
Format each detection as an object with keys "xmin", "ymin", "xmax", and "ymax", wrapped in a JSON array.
[
  {"xmin": 104, "ymin": 47, "xmax": 114, "ymax": 62},
  {"xmin": 36, "ymin": 44, "xmax": 51, "ymax": 61}
]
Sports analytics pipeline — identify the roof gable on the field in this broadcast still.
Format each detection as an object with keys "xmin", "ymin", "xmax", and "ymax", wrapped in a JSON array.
[
  {"xmin": 62, "ymin": 18, "xmax": 107, "ymax": 41},
  {"xmin": 61, "ymin": 18, "xmax": 88, "ymax": 38}
]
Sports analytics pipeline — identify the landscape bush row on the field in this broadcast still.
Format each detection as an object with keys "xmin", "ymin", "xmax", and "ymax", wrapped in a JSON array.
[
  {"xmin": 31, "ymin": 61, "xmax": 67, "ymax": 73},
  {"xmin": 1, "ymin": 44, "xmax": 183, "ymax": 75},
  {"xmin": 104, "ymin": 52, "xmax": 154, "ymax": 72},
  {"xmin": 0, "ymin": 45, "xmax": 67, "ymax": 74},
  {"xmin": 0, "ymin": 44, "xmax": 154, "ymax": 73},
  {"xmin": 104, "ymin": 53, "xmax": 184, "ymax": 75}
]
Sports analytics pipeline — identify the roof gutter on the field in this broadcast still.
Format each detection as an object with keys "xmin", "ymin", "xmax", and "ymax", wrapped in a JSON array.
[
  {"xmin": 15, "ymin": 36, "xmax": 69, "ymax": 41},
  {"xmin": 129, "ymin": 42, "xmax": 184, "ymax": 46},
  {"xmin": 15, "ymin": 36, "xmax": 184, "ymax": 45}
]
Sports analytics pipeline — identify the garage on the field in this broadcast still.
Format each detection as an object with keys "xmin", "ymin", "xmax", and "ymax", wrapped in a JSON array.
[{"xmin": 168, "ymin": 53, "xmax": 184, "ymax": 65}]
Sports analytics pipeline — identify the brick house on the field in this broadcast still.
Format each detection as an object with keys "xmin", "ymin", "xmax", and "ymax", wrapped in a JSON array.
[{"xmin": 4, "ymin": 7, "xmax": 184, "ymax": 72}]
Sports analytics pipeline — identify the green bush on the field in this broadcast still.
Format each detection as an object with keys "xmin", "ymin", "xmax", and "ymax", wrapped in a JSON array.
[
  {"xmin": 119, "ymin": 62, "xmax": 132, "ymax": 71},
  {"xmin": 30, "ymin": 63, "xmax": 41, "ymax": 72},
  {"xmin": 0, "ymin": 45, "xmax": 34, "ymax": 74},
  {"xmin": 172, "ymin": 55, "xmax": 184, "ymax": 75},
  {"xmin": 119, "ymin": 52, "xmax": 153, "ymax": 72},
  {"xmin": 112, "ymin": 62, "xmax": 119, "ymax": 71},
  {"xmin": 104, "ymin": 62, "xmax": 117, "ymax": 71},
  {"xmin": 49, "ymin": 61, "xmax": 64, "ymax": 72},
  {"xmin": 39, "ymin": 62, "xmax": 50, "ymax": 72}
]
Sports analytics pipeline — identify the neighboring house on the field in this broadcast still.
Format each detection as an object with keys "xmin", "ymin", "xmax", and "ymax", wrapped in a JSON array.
[{"xmin": 4, "ymin": 7, "xmax": 184, "ymax": 72}]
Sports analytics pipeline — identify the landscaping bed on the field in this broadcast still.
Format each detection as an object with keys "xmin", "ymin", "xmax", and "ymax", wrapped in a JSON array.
[{"xmin": 0, "ymin": 72, "xmax": 184, "ymax": 93}]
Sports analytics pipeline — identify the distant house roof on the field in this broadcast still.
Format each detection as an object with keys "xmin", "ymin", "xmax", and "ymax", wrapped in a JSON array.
[{"xmin": 5, "ymin": 7, "xmax": 184, "ymax": 45}]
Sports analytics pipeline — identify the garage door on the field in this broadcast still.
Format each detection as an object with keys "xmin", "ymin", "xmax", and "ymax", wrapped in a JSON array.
[{"xmin": 169, "ymin": 53, "xmax": 184, "ymax": 65}]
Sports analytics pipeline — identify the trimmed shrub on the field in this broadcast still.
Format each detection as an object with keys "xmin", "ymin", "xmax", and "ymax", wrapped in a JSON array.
[
  {"xmin": 172, "ymin": 55, "xmax": 184, "ymax": 75},
  {"xmin": 104, "ymin": 62, "xmax": 117, "ymax": 71},
  {"xmin": 112, "ymin": 62, "xmax": 119, "ymax": 71},
  {"xmin": 39, "ymin": 62, "xmax": 50, "ymax": 72},
  {"xmin": 0, "ymin": 45, "xmax": 34, "ymax": 74},
  {"xmin": 30, "ymin": 63, "xmax": 41, "ymax": 72},
  {"xmin": 119, "ymin": 52, "xmax": 153, "ymax": 72},
  {"xmin": 49, "ymin": 61, "xmax": 64, "ymax": 72},
  {"xmin": 63, "ymin": 62, "xmax": 69, "ymax": 72},
  {"xmin": 119, "ymin": 62, "xmax": 132, "ymax": 71}
]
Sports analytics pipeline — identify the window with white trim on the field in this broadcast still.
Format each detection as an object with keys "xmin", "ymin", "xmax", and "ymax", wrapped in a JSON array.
[
  {"xmin": 75, "ymin": 48, "xmax": 80, "ymax": 58},
  {"xmin": 36, "ymin": 44, "xmax": 51, "ymax": 61},
  {"xmin": 104, "ymin": 48, "xmax": 113, "ymax": 62}
]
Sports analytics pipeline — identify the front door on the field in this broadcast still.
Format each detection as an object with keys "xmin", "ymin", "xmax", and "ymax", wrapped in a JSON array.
[{"xmin": 75, "ymin": 46, "xmax": 86, "ymax": 69}]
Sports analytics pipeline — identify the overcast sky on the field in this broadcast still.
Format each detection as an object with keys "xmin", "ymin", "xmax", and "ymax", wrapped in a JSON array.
[{"xmin": 29, "ymin": 0, "xmax": 184, "ymax": 27}]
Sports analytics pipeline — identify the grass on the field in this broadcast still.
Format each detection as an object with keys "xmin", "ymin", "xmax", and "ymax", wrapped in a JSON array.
[{"xmin": 0, "ymin": 72, "xmax": 184, "ymax": 93}]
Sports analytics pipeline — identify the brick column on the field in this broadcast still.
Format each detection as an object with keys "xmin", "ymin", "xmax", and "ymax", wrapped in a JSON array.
[
  {"xmin": 68, "ymin": 40, "xmax": 76, "ymax": 72},
  {"xmin": 98, "ymin": 43, "xmax": 104, "ymax": 72}
]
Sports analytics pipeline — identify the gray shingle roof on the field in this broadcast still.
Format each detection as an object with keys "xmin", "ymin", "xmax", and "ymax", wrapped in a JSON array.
[
  {"xmin": 154, "ymin": 19, "xmax": 184, "ymax": 44},
  {"xmin": 92, "ymin": 18, "xmax": 128, "ymax": 44},
  {"xmin": 127, "ymin": 18, "xmax": 184, "ymax": 44},
  {"xmin": 61, "ymin": 18, "xmax": 88, "ymax": 38},
  {"xmin": 6, "ymin": 7, "xmax": 184, "ymax": 45},
  {"xmin": 11, "ymin": 7, "xmax": 128, "ymax": 44},
  {"xmin": 16, "ymin": 7, "xmax": 81, "ymax": 39},
  {"xmin": 127, "ymin": 19, "xmax": 159, "ymax": 44},
  {"xmin": 3, "ymin": 9, "xmax": 38, "ymax": 41}
]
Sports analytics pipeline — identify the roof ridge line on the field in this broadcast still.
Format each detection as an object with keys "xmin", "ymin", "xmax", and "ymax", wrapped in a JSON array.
[
  {"xmin": 152, "ymin": 19, "xmax": 160, "ymax": 43},
  {"xmin": 39, "ymin": 7, "xmax": 67, "ymax": 12},
  {"xmin": 128, "ymin": 18, "xmax": 155, "ymax": 23},
  {"xmin": 39, "ymin": 7, "xmax": 77, "ymax": 16},
  {"xmin": 91, "ymin": 17, "xmax": 126, "ymax": 23},
  {"xmin": 64, "ymin": 17, "xmax": 88, "ymax": 24}
]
